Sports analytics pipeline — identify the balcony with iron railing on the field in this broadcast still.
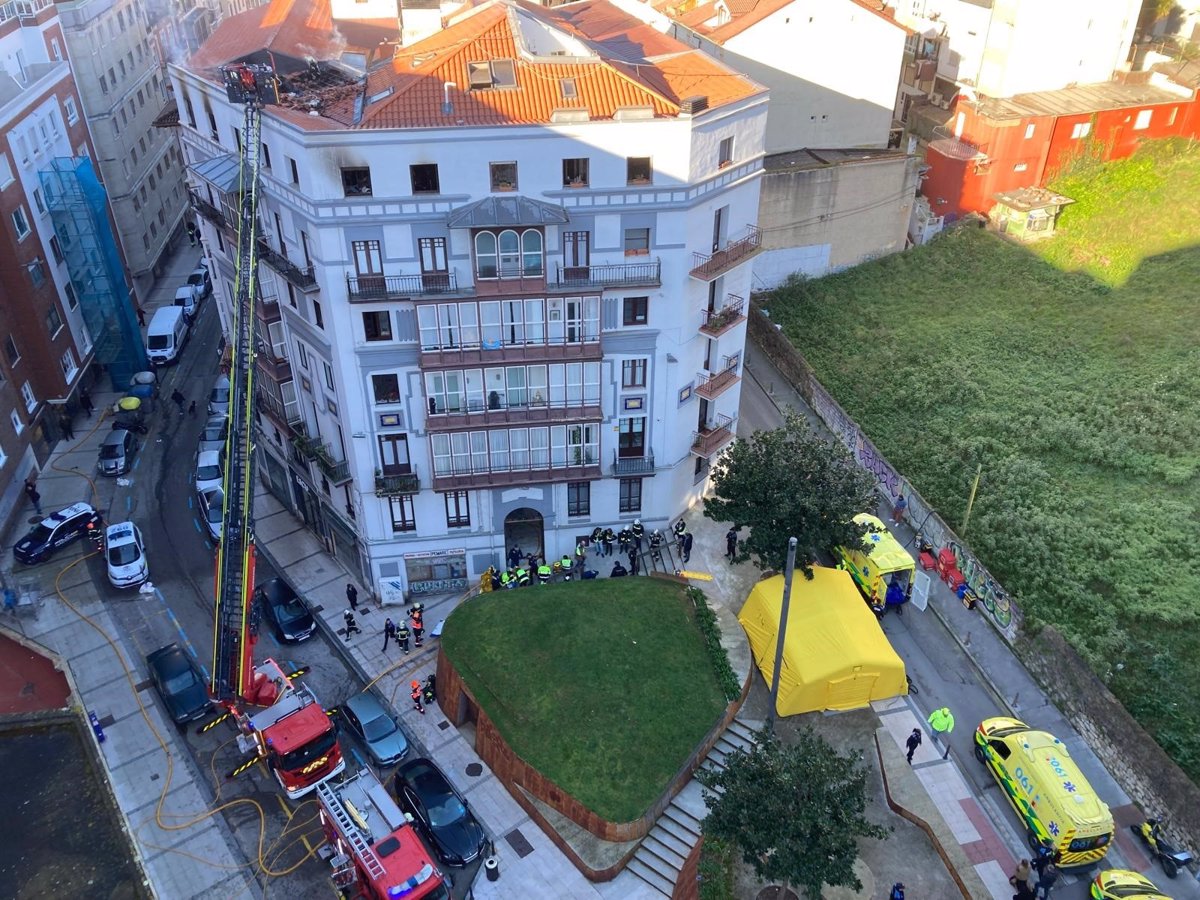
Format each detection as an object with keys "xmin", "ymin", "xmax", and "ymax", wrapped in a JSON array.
[
  {"xmin": 699, "ymin": 295, "xmax": 747, "ymax": 338},
  {"xmin": 315, "ymin": 448, "xmax": 352, "ymax": 486},
  {"xmin": 692, "ymin": 414, "xmax": 736, "ymax": 457},
  {"xmin": 256, "ymin": 351, "xmax": 292, "ymax": 384},
  {"xmin": 256, "ymin": 238, "xmax": 317, "ymax": 290},
  {"xmin": 425, "ymin": 396, "xmax": 602, "ymax": 432},
  {"xmin": 930, "ymin": 125, "xmax": 988, "ymax": 161},
  {"xmin": 690, "ymin": 226, "xmax": 763, "ymax": 281},
  {"xmin": 420, "ymin": 335, "xmax": 602, "ymax": 369},
  {"xmin": 256, "ymin": 291, "xmax": 281, "ymax": 325},
  {"xmin": 551, "ymin": 259, "xmax": 661, "ymax": 290},
  {"xmin": 612, "ymin": 450, "xmax": 655, "ymax": 476},
  {"xmin": 189, "ymin": 189, "xmax": 227, "ymax": 228},
  {"xmin": 375, "ymin": 467, "xmax": 421, "ymax": 496},
  {"xmin": 431, "ymin": 457, "xmax": 601, "ymax": 492},
  {"xmin": 346, "ymin": 271, "xmax": 459, "ymax": 301},
  {"xmin": 695, "ymin": 357, "xmax": 741, "ymax": 401},
  {"xmin": 256, "ymin": 387, "xmax": 302, "ymax": 429}
]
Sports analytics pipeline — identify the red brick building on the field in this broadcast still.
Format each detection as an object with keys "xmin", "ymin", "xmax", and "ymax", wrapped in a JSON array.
[{"xmin": 922, "ymin": 76, "xmax": 1200, "ymax": 219}]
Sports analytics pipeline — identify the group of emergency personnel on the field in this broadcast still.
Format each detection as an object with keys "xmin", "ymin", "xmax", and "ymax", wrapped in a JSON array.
[{"xmin": 479, "ymin": 518, "xmax": 693, "ymax": 589}]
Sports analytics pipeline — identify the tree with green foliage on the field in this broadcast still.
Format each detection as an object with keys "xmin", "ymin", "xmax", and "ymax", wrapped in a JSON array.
[
  {"xmin": 704, "ymin": 410, "xmax": 878, "ymax": 574},
  {"xmin": 697, "ymin": 727, "xmax": 888, "ymax": 899}
]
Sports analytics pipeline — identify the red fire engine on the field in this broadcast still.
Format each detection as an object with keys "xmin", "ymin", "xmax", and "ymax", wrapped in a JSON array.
[
  {"xmin": 207, "ymin": 63, "xmax": 344, "ymax": 798},
  {"xmin": 318, "ymin": 768, "xmax": 450, "ymax": 900}
]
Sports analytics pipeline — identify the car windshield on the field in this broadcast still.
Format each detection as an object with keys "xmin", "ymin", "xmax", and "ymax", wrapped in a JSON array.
[
  {"xmin": 25, "ymin": 524, "xmax": 54, "ymax": 544},
  {"xmin": 197, "ymin": 464, "xmax": 222, "ymax": 480},
  {"xmin": 147, "ymin": 335, "xmax": 169, "ymax": 350},
  {"xmin": 362, "ymin": 713, "xmax": 397, "ymax": 742},
  {"xmin": 210, "ymin": 388, "xmax": 230, "ymax": 403},
  {"xmin": 100, "ymin": 444, "xmax": 123, "ymax": 460},
  {"xmin": 205, "ymin": 503, "xmax": 223, "ymax": 523},
  {"xmin": 108, "ymin": 543, "xmax": 141, "ymax": 566},
  {"xmin": 277, "ymin": 598, "xmax": 309, "ymax": 624},
  {"xmin": 415, "ymin": 773, "xmax": 466, "ymax": 828},
  {"xmin": 276, "ymin": 726, "xmax": 337, "ymax": 771},
  {"xmin": 163, "ymin": 668, "xmax": 198, "ymax": 694},
  {"xmin": 202, "ymin": 425, "xmax": 225, "ymax": 441}
]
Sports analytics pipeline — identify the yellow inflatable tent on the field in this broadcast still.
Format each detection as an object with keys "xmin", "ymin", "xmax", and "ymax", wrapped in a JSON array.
[{"xmin": 738, "ymin": 566, "xmax": 907, "ymax": 716}]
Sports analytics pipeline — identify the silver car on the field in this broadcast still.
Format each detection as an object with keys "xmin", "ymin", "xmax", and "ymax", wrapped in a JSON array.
[
  {"xmin": 197, "ymin": 415, "xmax": 228, "ymax": 455},
  {"xmin": 194, "ymin": 448, "xmax": 225, "ymax": 494},
  {"xmin": 207, "ymin": 375, "xmax": 230, "ymax": 417},
  {"xmin": 197, "ymin": 487, "xmax": 223, "ymax": 544},
  {"xmin": 341, "ymin": 692, "xmax": 409, "ymax": 768}
]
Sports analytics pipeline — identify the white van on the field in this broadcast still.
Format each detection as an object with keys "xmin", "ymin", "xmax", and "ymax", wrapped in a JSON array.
[{"xmin": 146, "ymin": 306, "xmax": 190, "ymax": 365}]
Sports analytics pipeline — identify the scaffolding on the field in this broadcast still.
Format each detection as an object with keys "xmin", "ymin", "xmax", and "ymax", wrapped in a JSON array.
[{"xmin": 39, "ymin": 156, "xmax": 147, "ymax": 390}]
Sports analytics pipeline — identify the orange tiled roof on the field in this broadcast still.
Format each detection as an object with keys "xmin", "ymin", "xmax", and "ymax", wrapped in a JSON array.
[
  {"xmin": 661, "ymin": 0, "xmax": 909, "ymax": 46},
  {"xmin": 186, "ymin": 0, "xmax": 764, "ymax": 130}
]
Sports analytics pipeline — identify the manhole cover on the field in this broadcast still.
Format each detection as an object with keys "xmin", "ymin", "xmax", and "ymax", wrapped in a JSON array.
[
  {"xmin": 504, "ymin": 828, "xmax": 534, "ymax": 859},
  {"xmin": 465, "ymin": 763, "xmax": 482, "ymax": 777}
]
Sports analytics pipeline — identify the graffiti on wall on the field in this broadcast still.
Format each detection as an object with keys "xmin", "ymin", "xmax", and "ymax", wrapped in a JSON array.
[{"xmin": 808, "ymin": 379, "xmax": 1020, "ymax": 639}]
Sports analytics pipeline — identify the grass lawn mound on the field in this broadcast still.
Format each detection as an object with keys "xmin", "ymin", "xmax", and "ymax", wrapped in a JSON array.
[{"xmin": 441, "ymin": 579, "xmax": 728, "ymax": 824}]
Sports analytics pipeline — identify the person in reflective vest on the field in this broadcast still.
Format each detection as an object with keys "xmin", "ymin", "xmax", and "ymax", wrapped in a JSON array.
[
  {"xmin": 591, "ymin": 526, "xmax": 604, "ymax": 547},
  {"xmin": 602, "ymin": 528, "xmax": 615, "ymax": 556},
  {"xmin": 516, "ymin": 565, "xmax": 530, "ymax": 587},
  {"xmin": 411, "ymin": 680, "xmax": 425, "ymax": 715},
  {"xmin": 537, "ymin": 561, "xmax": 552, "ymax": 584},
  {"xmin": 500, "ymin": 569, "xmax": 513, "ymax": 589},
  {"xmin": 927, "ymin": 707, "xmax": 954, "ymax": 759},
  {"xmin": 617, "ymin": 527, "xmax": 633, "ymax": 553},
  {"xmin": 673, "ymin": 519, "xmax": 687, "ymax": 540},
  {"xmin": 408, "ymin": 604, "xmax": 425, "ymax": 648},
  {"xmin": 559, "ymin": 554, "xmax": 573, "ymax": 580},
  {"xmin": 396, "ymin": 619, "xmax": 410, "ymax": 654},
  {"xmin": 630, "ymin": 519, "xmax": 645, "ymax": 549}
]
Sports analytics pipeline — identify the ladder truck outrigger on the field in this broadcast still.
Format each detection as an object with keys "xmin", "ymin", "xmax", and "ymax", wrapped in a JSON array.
[{"xmin": 208, "ymin": 62, "xmax": 345, "ymax": 799}]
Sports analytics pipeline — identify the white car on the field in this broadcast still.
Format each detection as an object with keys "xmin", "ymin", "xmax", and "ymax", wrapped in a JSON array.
[
  {"xmin": 173, "ymin": 284, "xmax": 200, "ymax": 319},
  {"xmin": 105, "ymin": 522, "xmax": 148, "ymax": 588},
  {"xmin": 198, "ymin": 487, "xmax": 223, "ymax": 544},
  {"xmin": 194, "ymin": 449, "xmax": 225, "ymax": 494}
]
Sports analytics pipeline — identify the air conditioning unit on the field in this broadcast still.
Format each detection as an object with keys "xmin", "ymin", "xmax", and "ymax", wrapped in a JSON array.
[{"xmin": 930, "ymin": 92, "xmax": 943, "ymax": 106}]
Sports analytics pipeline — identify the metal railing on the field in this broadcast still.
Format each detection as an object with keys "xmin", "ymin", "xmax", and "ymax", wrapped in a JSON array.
[
  {"xmin": 375, "ymin": 469, "xmax": 420, "ymax": 496},
  {"xmin": 426, "ymin": 396, "xmax": 602, "ymax": 429},
  {"xmin": 690, "ymin": 226, "xmax": 762, "ymax": 280},
  {"xmin": 189, "ymin": 190, "xmax": 226, "ymax": 227},
  {"xmin": 695, "ymin": 358, "xmax": 740, "ymax": 400},
  {"xmin": 692, "ymin": 414, "xmax": 735, "ymax": 457},
  {"xmin": 612, "ymin": 450, "xmax": 655, "ymax": 476},
  {"xmin": 256, "ymin": 238, "xmax": 316, "ymax": 289},
  {"xmin": 256, "ymin": 388, "xmax": 302, "ymax": 429},
  {"xmin": 346, "ymin": 271, "xmax": 458, "ymax": 300},
  {"xmin": 699, "ymin": 295, "xmax": 746, "ymax": 336},
  {"xmin": 931, "ymin": 126, "xmax": 988, "ymax": 159},
  {"xmin": 316, "ymin": 451, "xmax": 351, "ymax": 485},
  {"xmin": 551, "ymin": 259, "xmax": 661, "ymax": 289}
]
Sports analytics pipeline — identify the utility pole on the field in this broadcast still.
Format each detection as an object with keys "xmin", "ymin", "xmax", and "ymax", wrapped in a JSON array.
[
  {"xmin": 765, "ymin": 537, "xmax": 798, "ymax": 736},
  {"xmin": 961, "ymin": 463, "xmax": 982, "ymax": 535}
]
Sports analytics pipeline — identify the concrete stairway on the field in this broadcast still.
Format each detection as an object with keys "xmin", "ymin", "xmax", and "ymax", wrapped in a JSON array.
[{"xmin": 626, "ymin": 716, "xmax": 761, "ymax": 896}]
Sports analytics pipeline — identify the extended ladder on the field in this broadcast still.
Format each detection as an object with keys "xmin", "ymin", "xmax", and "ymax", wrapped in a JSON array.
[{"xmin": 316, "ymin": 781, "xmax": 388, "ymax": 881}]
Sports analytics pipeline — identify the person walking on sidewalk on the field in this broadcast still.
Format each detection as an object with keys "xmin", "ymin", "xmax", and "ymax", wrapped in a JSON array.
[
  {"xmin": 409, "ymin": 604, "xmax": 424, "ymax": 648},
  {"xmin": 345, "ymin": 583, "xmax": 358, "ymax": 611},
  {"xmin": 60, "ymin": 412, "xmax": 75, "ymax": 441},
  {"xmin": 891, "ymin": 494, "xmax": 908, "ymax": 526},
  {"xmin": 1034, "ymin": 861, "xmax": 1058, "ymax": 899},
  {"xmin": 343, "ymin": 608, "xmax": 362, "ymax": 640},
  {"xmin": 80, "ymin": 387, "xmax": 94, "ymax": 418},
  {"xmin": 905, "ymin": 728, "xmax": 922, "ymax": 764},
  {"xmin": 1010, "ymin": 859, "xmax": 1033, "ymax": 898},
  {"xmin": 927, "ymin": 707, "xmax": 955, "ymax": 759},
  {"xmin": 410, "ymin": 680, "xmax": 425, "ymax": 715},
  {"xmin": 170, "ymin": 389, "xmax": 185, "ymax": 415},
  {"xmin": 396, "ymin": 619, "xmax": 410, "ymax": 654},
  {"xmin": 25, "ymin": 480, "xmax": 42, "ymax": 514},
  {"xmin": 726, "ymin": 526, "xmax": 739, "ymax": 563},
  {"xmin": 136, "ymin": 306, "xmax": 146, "ymax": 327},
  {"xmin": 187, "ymin": 400, "xmax": 197, "ymax": 417},
  {"xmin": 382, "ymin": 617, "xmax": 397, "ymax": 652},
  {"xmin": 681, "ymin": 531, "xmax": 693, "ymax": 564}
]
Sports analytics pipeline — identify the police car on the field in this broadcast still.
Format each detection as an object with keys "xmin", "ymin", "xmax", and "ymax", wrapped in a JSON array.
[
  {"xmin": 13, "ymin": 502, "xmax": 98, "ymax": 565},
  {"xmin": 105, "ymin": 522, "xmax": 148, "ymax": 588}
]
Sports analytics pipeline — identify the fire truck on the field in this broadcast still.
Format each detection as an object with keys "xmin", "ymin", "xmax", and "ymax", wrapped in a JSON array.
[
  {"xmin": 318, "ymin": 768, "xmax": 451, "ymax": 900},
  {"xmin": 206, "ymin": 62, "xmax": 344, "ymax": 798}
]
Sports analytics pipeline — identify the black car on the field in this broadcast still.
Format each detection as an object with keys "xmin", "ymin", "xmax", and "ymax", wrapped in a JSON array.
[
  {"xmin": 13, "ymin": 502, "xmax": 97, "ymax": 564},
  {"xmin": 255, "ymin": 577, "xmax": 315, "ymax": 642},
  {"xmin": 146, "ymin": 643, "xmax": 211, "ymax": 725},
  {"xmin": 394, "ymin": 758, "xmax": 487, "ymax": 866}
]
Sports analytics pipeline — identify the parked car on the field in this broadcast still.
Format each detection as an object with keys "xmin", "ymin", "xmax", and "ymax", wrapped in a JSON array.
[
  {"xmin": 197, "ymin": 415, "xmax": 228, "ymax": 455},
  {"xmin": 98, "ymin": 428, "xmax": 140, "ymax": 476},
  {"xmin": 146, "ymin": 643, "xmax": 211, "ymax": 726},
  {"xmin": 255, "ymin": 577, "xmax": 315, "ymax": 642},
  {"xmin": 13, "ymin": 502, "xmax": 98, "ymax": 565},
  {"xmin": 197, "ymin": 487, "xmax": 223, "ymax": 545},
  {"xmin": 194, "ymin": 448, "xmax": 225, "ymax": 494},
  {"xmin": 394, "ymin": 757, "xmax": 487, "ymax": 866},
  {"xmin": 173, "ymin": 284, "xmax": 200, "ymax": 319},
  {"xmin": 104, "ymin": 521, "xmax": 148, "ymax": 588},
  {"xmin": 1090, "ymin": 869, "xmax": 1170, "ymax": 900},
  {"xmin": 187, "ymin": 265, "xmax": 212, "ymax": 299},
  {"xmin": 340, "ymin": 692, "xmax": 408, "ymax": 767},
  {"xmin": 207, "ymin": 374, "xmax": 230, "ymax": 418}
]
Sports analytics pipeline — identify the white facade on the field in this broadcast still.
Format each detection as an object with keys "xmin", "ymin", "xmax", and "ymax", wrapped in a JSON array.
[
  {"xmin": 900, "ymin": 0, "xmax": 1141, "ymax": 99},
  {"xmin": 174, "ymin": 0, "xmax": 767, "ymax": 598}
]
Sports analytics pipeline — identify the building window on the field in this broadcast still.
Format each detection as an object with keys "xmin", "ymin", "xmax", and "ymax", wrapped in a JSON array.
[
  {"xmin": 11, "ymin": 411, "xmax": 23, "ymax": 435},
  {"xmin": 46, "ymin": 306, "xmax": 63, "ymax": 336},
  {"xmin": 474, "ymin": 229, "xmax": 543, "ymax": 279},
  {"xmin": 419, "ymin": 237, "xmax": 449, "ymax": 278},
  {"xmin": 288, "ymin": 156, "xmax": 299, "ymax": 184},
  {"xmin": 619, "ymin": 417, "xmax": 646, "ymax": 457},
  {"xmin": 388, "ymin": 495, "xmax": 416, "ymax": 532},
  {"xmin": 341, "ymin": 167, "xmax": 372, "ymax": 196},
  {"xmin": 718, "ymin": 136, "xmax": 734, "ymax": 167},
  {"xmin": 260, "ymin": 142, "xmax": 271, "ymax": 169},
  {"xmin": 1134, "ymin": 109, "xmax": 1152, "ymax": 130},
  {"xmin": 563, "ymin": 231, "xmax": 589, "ymax": 271},
  {"xmin": 28, "ymin": 260, "xmax": 46, "ymax": 288},
  {"xmin": 379, "ymin": 432, "xmax": 411, "ymax": 475},
  {"xmin": 489, "ymin": 162, "xmax": 517, "ymax": 191},
  {"xmin": 410, "ymin": 163, "xmax": 439, "ymax": 194},
  {"xmin": 627, "ymin": 156, "xmax": 652, "ymax": 184},
  {"xmin": 567, "ymin": 481, "xmax": 590, "ymax": 517},
  {"xmin": 1024, "ymin": 123, "xmax": 1035, "ymax": 139},
  {"xmin": 624, "ymin": 227, "xmax": 650, "ymax": 256},
  {"xmin": 619, "ymin": 477, "xmax": 642, "ymax": 513},
  {"xmin": 363, "ymin": 311, "xmax": 392, "ymax": 341},
  {"xmin": 50, "ymin": 236, "xmax": 64, "ymax": 264},
  {"xmin": 1071, "ymin": 122, "xmax": 1092, "ymax": 140},
  {"xmin": 12, "ymin": 207, "xmax": 31, "ymax": 240},
  {"xmin": 1013, "ymin": 162, "xmax": 1028, "ymax": 172},
  {"xmin": 20, "ymin": 381, "xmax": 35, "ymax": 412},
  {"xmin": 622, "ymin": 358, "xmax": 647, "ymax": 388},
  {"xmin": 372, "ymin": 373, "xmax": 400, "ymax": 404},
  {"xmin": 297, "ymin": 343, "xmax": 309, "ymax": 370},
  {"xmin": 322, "ymin": 362, "xmax": 335, "ymax": 392},
  {"xmin": 623, "ymin": 296, "xmax": 648, "ymax": 326},
  {"xmin": 562, "ymin": 157, "xmax": 589, "ymax": 187},
  {"xmin": 32, "ymin": 188, "xmax": 45, "ymax": 215},
  {"xmin": 467, "ymin": 58, "xmax": 517, "ymax": 90},
  {"xmin": 1168, "ymin": 107, "xmax": 1178, "ymax": 127},
  {"xmin": 287, "ymin": 284, "xmax": 297, "ymax": 309},
  {"xmin": 60, "ymin": 349, "xmax": 77, "ymax": 380},
  {"xmin": 183, "ymin": 95, "xmax": 197, "ymax": 128},
  {"xmin": 64, "ymin": 283, "xmax": 77, "ymax": 309},
  {"xmin": 100, "ymin": 74, "xmax": 109, "ymax": 94},
  {"xmin": 312, "ymin": 300, "xmax": 324, "ymax": 329},
  {"xmin": 64, "ymin": 97, "xmax": 79, "ymax": 124},
  {"xmin": 444, "ymin": 490, "xmax": 470, "ymax": 528}
]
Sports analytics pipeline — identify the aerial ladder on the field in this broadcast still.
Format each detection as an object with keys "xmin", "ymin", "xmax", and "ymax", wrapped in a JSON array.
[{"xmin": 207, "ymin": 63, "xmax": 345, "ymax": 799}]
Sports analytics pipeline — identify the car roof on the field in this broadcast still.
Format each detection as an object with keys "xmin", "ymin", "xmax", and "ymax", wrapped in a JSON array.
[
  {"xmin": 190, "ymin": 267, "xmax": 207, "ymax": 277},
  {"xmin": 174, "ymin": 285, "xmax": 195, "ymax": 297},
  {"xmin": 212, "ymin": 374, "xmax": 230, "ymax": 388},
  {"xmin": 197, "ymin": 449, "xmax": 222, "ymax": 465},
  {"xmin": 200, "ymin": 486, "xmax": 224, "ymax": 503},
  {"xmin": 46, "ymin": 502, "xmax": 95, "ymax": 523},
  {"xmin": 104, "ymin": 522, "xmax": 140, "ymax": 544},
  {"xmin": 256, "ymin": 577, "xmax": 297, "ymax": 604},
  {"xmin": 147, "ymin": 643, "xmax": 191, "ymax": 672},
  {"xmin": 345, "ymin": 692, "xmax": 387, "ymax": 720},
  {"xmin": 203, "ymin": 414, "xmax": 227, "ymax": 428},
  {"xmin": 101, "ymin": 429, "xmax": 132, "ymax": 446},
  {"xmin": 400, "ymin": 757, "xmax": 443, "ymax": 781}
]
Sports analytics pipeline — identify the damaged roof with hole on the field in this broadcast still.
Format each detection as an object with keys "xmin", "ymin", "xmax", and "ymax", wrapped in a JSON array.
[
  {"xmin": 181, "ymin": 0, "xmax": 764, "ymax": 130},
  {"xmin": 651, "ymin": 0, "xmax": 909, "ymax": 45}
]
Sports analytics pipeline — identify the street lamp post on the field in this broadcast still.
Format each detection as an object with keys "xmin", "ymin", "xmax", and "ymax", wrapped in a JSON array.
[{"xmin": 765, "ymin": 536, "xmax": 798, "ymax": 736}]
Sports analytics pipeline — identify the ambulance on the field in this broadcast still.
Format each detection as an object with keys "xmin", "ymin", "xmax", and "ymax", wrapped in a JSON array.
[{"xmin": 834, "ymin": 514, "xmax": 915, "ymax": 614}]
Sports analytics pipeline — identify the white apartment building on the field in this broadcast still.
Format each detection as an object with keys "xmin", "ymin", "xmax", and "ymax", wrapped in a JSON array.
[
  {"xmin": 55, "ymin": 0, "xmax": 188, "ymax": 299},
  {"xmin": 174, "ymin": 0, "xmax": 767, "ymax": 598},
  {"xmin": 897, "ymin": 0, "xmax": 1142, "ymax": 112}
]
